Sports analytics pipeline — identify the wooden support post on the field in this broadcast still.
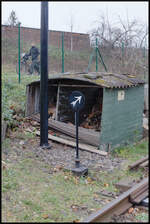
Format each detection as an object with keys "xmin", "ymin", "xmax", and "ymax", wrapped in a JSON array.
[{"xmin": 55, "ymin": 85, "xmax": 60, "ymax": 121}]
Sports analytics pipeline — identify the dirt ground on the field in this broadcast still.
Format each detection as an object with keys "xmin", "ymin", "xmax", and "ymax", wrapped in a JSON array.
[
  {"xmin": 3, "ymin": 128, "xmax": 126, "ymax": 175},
  {"xmin": 111, "ymin": 206, "xmax": 149, "ymax": 223},
  {"xmin": 2, "ymin": 119, "xmax": 149, "ymax": 222}
]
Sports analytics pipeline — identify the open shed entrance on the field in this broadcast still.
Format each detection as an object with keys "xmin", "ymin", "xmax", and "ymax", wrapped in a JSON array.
[
  {"xmin": 48, "ymin": 84, "xmax": 103, "ymax": 131},
  {"xmin": 26, "ymin": 79, "xmax": 103, "ymax": 147}
]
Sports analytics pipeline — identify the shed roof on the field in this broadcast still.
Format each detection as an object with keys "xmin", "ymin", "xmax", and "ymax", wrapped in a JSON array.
[{"xmin": 27, "ymin": 72, "xmax": 145, "ymax": 88}]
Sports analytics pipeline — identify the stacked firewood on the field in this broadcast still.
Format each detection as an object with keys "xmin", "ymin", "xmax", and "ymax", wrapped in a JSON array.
[
  {"xmin": 47, "ymin": 101, "xmax": 102, "ymax": 131},
  {"xmin": 48, "ymin": 103, "xmax": 56, "ymax": 119},
  {"xmin": 81, "ymin": 111, "xmax": 101, "ymax": 130},
  {"xmin": 81, "ymin": 104, "xmax": 102, "ymax": 131}
]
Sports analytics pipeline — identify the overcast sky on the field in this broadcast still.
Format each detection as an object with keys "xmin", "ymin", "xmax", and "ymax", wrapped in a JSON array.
[{"xmin": 2, "ymin": 1, "xmax": 148, "ymax": 33}]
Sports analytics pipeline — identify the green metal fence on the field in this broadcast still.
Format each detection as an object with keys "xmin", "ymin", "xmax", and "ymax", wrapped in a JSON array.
[{"xmin": 2, "ymin": 25, "xmax": 148, "ymax": 82}]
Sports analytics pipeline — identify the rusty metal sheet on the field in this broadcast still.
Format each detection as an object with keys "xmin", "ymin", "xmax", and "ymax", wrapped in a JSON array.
[
  {"xmin": 101, "ymin": 75, "xmax": 132, "ymax": 88},
  {"xmin": 113, "ymin": 73, "xmax": 145, "ymax": 85}
]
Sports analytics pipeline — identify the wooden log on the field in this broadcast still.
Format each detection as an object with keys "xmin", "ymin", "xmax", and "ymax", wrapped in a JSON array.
[
  {"xmin": 128, "ymin": 156, "xmax": 148, "ymax": 169},
  {"xmin": 31, "ymin": 113, "xmax": 100, "ymax": 147},
  {"xmin": 35, "ymin": 130, "xmax": 107, "ymax": 156}
]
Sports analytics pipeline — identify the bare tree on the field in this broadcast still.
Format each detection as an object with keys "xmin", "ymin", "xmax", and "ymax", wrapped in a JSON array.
[
  {"xmin": 88, "ymin": 13, "xmax": 148, "ymax": 76},
  {"xmin": 89, "ymin": 13, "xmax": 148, "ymax": 49},
  {"xmin": 7, "ymin": 10, "xmax": 19, "ymax": 27}
]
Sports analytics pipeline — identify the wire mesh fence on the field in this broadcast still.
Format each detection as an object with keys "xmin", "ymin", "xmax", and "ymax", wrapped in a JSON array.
[{"xmin": 2, "ymin": 25, "xmax": 148, "ymax": 82}]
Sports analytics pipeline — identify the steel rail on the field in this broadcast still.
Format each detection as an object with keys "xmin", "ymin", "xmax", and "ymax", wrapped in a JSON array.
[
  {"xmin": 83, "ymin": 178, "xmax": 148, "ymax": 223},
  {"xmin": 128, "ymin": 156, "xmax": 148, "ymax": 169}
]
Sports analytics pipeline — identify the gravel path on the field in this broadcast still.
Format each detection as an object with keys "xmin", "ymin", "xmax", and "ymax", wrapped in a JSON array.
[{"xmin": 30, "ymin": 139, "xmax": 125, "ymax": 172}]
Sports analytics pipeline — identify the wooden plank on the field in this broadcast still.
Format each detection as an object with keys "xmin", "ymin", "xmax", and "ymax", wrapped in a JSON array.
[
  {"xmin": 128, "ymin": 156, "xmax": 148, "ymax": 169},
  {"xmin": 130, "ymin": 184, "xmax": 148, "ymax": 200},
  {"xmin": 55, "ymin": 84, "xmax": 60, "ymax": 121},
  {"xmin": 130, "ymin": 184, "xmax": 148, "ymax": 204},
  {"xmin": 31, "ymin": 113, "xmax": 100, "ymax": 147},
  {"xmin": 35, "ymin": 130, "xmax": 107, "ymax": 156},
  {"xmin": 139, "ymin": 160, "xmax": 149, "ymax": 168},
  {"xmin": 48, "ymin": 84, "xmax": 100, "ymax": 88},
  {"xmin": 130, "ymin": 190, "xmax": 148, "ymax": 204},
  {"xmin": 25, "ymin": 86, "xmax": 30, "ymax": 116}
]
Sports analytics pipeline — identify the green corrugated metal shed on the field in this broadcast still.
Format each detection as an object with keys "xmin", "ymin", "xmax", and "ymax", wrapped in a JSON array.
[{"xmin": 26, "ymin": 72, "xmax": 145, "ymax": 151}]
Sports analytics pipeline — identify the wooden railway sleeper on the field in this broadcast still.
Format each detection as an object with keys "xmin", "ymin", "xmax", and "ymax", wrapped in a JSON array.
[{"xmin": 129, "ymin": 186, "xmax": 148, "ymax": 205}]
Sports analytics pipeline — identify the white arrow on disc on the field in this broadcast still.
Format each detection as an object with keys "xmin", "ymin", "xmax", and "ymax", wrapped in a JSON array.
[{"xmin": 71, "ymin": 96, "xmax": 82, "ymax": 107}]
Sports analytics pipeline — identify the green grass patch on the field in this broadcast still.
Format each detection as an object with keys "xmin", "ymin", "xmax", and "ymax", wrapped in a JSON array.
[
  {"xmin": 2, "ymin": 169, "xmax": 19, "ymax": 193},
  {"xmin": 2, "ymin": 138, "xmax": 148, "ymax": 222},
  {"xmin": 112, "ymin": 140, "xmax": 148, "ymax": 161},
  {"xmin": 135, "ymin": 212, "xmax": 149, "ymax": 222},
  {"xmin": 2, "ymin": 73, "xmax": 39, "ymax": 127},
  {"xmin": 2, "ymin": 156, "xmax": 103, "ymax": 222}
]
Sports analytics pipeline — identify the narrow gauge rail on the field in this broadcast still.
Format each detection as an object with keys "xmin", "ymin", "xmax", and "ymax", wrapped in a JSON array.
[
  {"xmin": 83, "ymin": 178, "xmax": 148, "ymax": 223},
  {"xmin": 128, "ymin": 156, "xmax": 149, "ymax": 170}
]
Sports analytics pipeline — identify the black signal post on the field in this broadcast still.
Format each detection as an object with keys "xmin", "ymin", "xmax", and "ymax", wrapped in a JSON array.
[
  {"xmin": 69, "ymin": 91, "xmax": 88, "ymax": 176},
  {"xmin": 40, "ymin": 2, "xmax": 51, "ymax": 149}
]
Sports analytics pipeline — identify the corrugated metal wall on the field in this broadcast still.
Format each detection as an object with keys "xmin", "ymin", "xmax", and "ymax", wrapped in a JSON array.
[{"xmin": 99, "ymin": 85, "xmax": 145, "ymax": 151}]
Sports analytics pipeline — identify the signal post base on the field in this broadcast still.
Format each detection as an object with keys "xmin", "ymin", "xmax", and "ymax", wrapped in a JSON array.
[{"xmin": 71, "ymin": 166, "xmax": 88, "ymax": 177}]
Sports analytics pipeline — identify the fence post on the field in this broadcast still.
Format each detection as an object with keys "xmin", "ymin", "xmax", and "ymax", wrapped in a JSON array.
[
  {"xmin": 18, "ymin": 22, "xmax": 21, "ymax": 83},
  {"xmin": 86, "ymin": 48, "xmax": 95, "ymax": 73},
  {"xmin": 96, "ymin": 38, "xmax": 98, "ymax": 72},
  {"xmin": 62, "ymin": 32, "xmax": 64, "ymax": 73},
  {"xmin": 97, "ymin": 48, "xmax": 107, "ymax": 72}
]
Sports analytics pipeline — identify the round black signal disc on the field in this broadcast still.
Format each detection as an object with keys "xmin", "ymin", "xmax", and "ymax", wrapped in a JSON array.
[{"xmin": 69, "ymin": 91, "xmax": 85, "ymax": 112}]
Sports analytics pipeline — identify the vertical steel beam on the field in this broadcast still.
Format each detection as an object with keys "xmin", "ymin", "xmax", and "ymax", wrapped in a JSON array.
[
  {"xmin": 40, "ymin": 2, "xmax": 51, "ymax": 149},
  {"xmin": 75, "ymin": 110, "xmax": 79, "ymax": 167},
  {"xmin": 18, "ymin": 22, "xmax": 21, "ymax": 83}
]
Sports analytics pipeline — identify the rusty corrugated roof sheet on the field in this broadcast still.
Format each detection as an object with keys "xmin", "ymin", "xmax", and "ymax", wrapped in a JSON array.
[{"xmin": 27, "ymin": 72, "xmax": 145, "ymax": 88}]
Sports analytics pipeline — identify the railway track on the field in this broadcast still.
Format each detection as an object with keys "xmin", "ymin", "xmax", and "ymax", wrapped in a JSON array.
[
  {"xmin": 128, "ymin": 156, "xmax": 149, "ymax": 170},
  {"xmin": 26, "ymin": 117, "xmax": 148, "ymax": 222},
  {"xmin": 83, "ymin": 178, "xmax": 148, "ymax": 222}
]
